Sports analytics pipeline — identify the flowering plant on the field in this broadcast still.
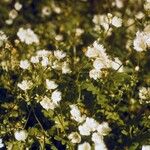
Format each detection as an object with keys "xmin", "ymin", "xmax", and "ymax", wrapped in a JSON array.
[{"xmin": 0, "ymin": 0, "xmax": 150, "ymax": 150}]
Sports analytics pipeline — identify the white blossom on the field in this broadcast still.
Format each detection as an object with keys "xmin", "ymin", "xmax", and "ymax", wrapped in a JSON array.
[
  {"xmin": 133, "ymin": 31, "xmax": 150, "ymax": 52},
  {"xmin": 46, "ymin": 79, "xmax": 58, "ymax": 90},
  {"xmin": 95, "ymin": 143, "xmax": 108, "ymax": 150},
  {"xmin": 111, "ymin": 16, "xmax": 122, "ymax": 27},
  {"xmin": 75, "ymin": 28, "xmax": 84, "ymax": 36},
  {"xmin": 17, "ymin": 80, "xmax": 33, "ymax": 91},
  {"xmin": 142, "ymin": 145, "xmax": 150, "ymax": 150},
  {"xmin": 40, "ymin": 96, "xmax": 56, "ymax": 110},
  {"xmin": 89, "ymin": 69, "xmax": 101, "ymax": 80},
  {"xmin": 9, "ymin": 9, "xmax": 18, "ymax": 19},
  {"xmin": 36, "ymin": 50, "xmax": 52, "ymax": 57},
  {"xmin": 42, "ymin": 6, "xmax": 51, "ymax": 16},
  {"xmin": 55, "ymin": 35, "xmax": 63, "ymax": 41},
  {"xmin": 30, "ymin": 56, "xmax": 39, "ymax": 63},
  {"xmin": 85, "ymin": 117, "xmax": 99, "ymax": 132},
  {"xmin": 54, "ymin": 50, "xmax": 66, "ymax": 60},
  {"xmin": 14, "ymin": 130, "xmax": 28, "ymax": 141},
  {"xmin": 78, "ymin": 142, "xmax": 91, "ymax": 150},
  {"xmin": 0, "ymin": 31, "xmax": 7, "ymax": 47},
  {"xmin": 17, "ymin": 28, "xmax": 39, "ymax": 45},
  {"xmin": 97, "ymin": 122, "xmax": 111, "ymax": 136},
  {"xmin": 68, "ymin": 132, "xmax": 81, "ymax": 144},
  {"xmin": 0, "ymin": 138, "xmax": 4, "ymax": 148},
  {"xmin": 139, "ymin": 87, "xmax": 150, "ymax": 104},
  {"xmin": 78, "ymin": 123, "xmax": 91, "ymax": 136},
  {"xmin": 62, "ymin": 62, "xmax": 71, "ymax": 74},
  {"xmin": 20, "ymin": 60, "xmax": 30, "ymax": 69},
  {"xmin": 70, "ymin": 105, "xmax": 86, "ymax": 123},
  {"xmin": 51, "ymin": 90, "xmax": 62, "ymax": 105},
  {"xmin": 41, "ymin": 57, "xmax": 49, "ymax": 67},
  {"xmin": 14, "ymin": 2, "xmax": 22, "ymax": 11},
  {"xmin": 92, "ymin": 132, "xmax": 103, "ymax": 144}
]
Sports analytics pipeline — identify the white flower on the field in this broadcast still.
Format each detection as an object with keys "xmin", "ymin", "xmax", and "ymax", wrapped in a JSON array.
[
  {"xmin": 62, "ymin": 62, "xmax": 71, "ymax": 74},
  {"xmin": 144, "ymin": 1, "xmax": 150, "ymax": 10},
  {"xmin": 17, "ymin": 28, "xmax": 39, "ymax": 45},
  {"xmin": 92, "ymin": 132, "xmax": 103, "ymax": 144},
  {"xmin": 0, "ymin": 138, "xmax": 4, "ymax": 148},
  {"xmin": 41, "ymin": 57, "xmax": 49, "ymax": 67},
  {"xmin": 78, "ymin": 142, "xmax": 91, "ymax": 150},
  {"xmin": 115, "ymin": 0, "xmax": 123, "ymax": 8},
  {"xmin": 42, "ymin": 6, "xmax": 51, "ymax": 16},
  {"xmin": 93, "ymin": 14, "xmax": 110, "ymax": 31},
  {"xmin": 133, "ymin": 31, "xmax": 150, "ymax": 52},
  {"xmin": 110, "ymin": 57, "xmax": 123, "ymax": 72},
  {"xmin": 142, "ymin": 145, "xmax": 150, "ymax": 150},
  {"xmin": 40, "ymin": 96, "xmax": 56, "ymax": 110},
  {"xmin": 17, "ymin": 80, "xmax": 32, "ymax": 91},
  {"xmin": 70, "ymin": 105, "xmax": 86, "ymax": 123},
  {"xmin": 54, "ymin": 50, "xmax": 66, "ymax": 60},
  {"xmin": 85, "ymin": 47, "xmax": 99, "ymax": 58},
  {"xmin": 111, "ymin": 16, "xmax": 122, "ymax": 27},
  {"xmin": 93, "ymin": 58, "xmax": 104, "ymax": 70},
  {"xmin": 55, "ymin": 35, "xmax": 63, "ymax": 41},
  {"xmin": 78, "ymin": 123, "xmax": 91, "ymax": 136},
  {"xmin": 46, "ymin": 79, "xmax": 58, "ymax": 90},
  {"xmin": 9, "ymin": 9, "xmax": 18, "ymax": 19},
  {"xmin": 36, "ymin": 50, "xmax": 52, "ymax": 57},
  {"xmin": 89, "ymin": 69, "xmax": 101, "ymax": 80},
  {"xmin": 0, "ymin": 31, "xmax": 7, "ymax": 47},
  {"xmin": 139, "ymin": 87, "xmax": 150, "ymax": 104},
  {"xmin": 30, "ymin": 56, "xmax": 39, "ymax": 63},
  {"xmin": 14, "ymin": 130, "xmax": 28, "ymax": 141},
  {"xmin": 53, "ymin": 6, "xmax": 61, "ymax": 14},
  {"xmin": 97, "ymin": 122, "xmax": 111, "ymax": 136},
  {"xmin": 51, "ymin": 90, "xmax": 62, "ymax": 105},
  {"xmin": 68, "ymin": 132, "xmax": 81, "ymax": 144},
  {"xmin": 14, "ymin": 2, "xmax": 22, "ymax": 11},
  {"xmin": 95, "ymin": 143, "xmax": 108, "ymax": 150},
  {"xmin": 20, "ymin": 60, "xmax": 30, "ymax": 69},
  {"xmin": 85, "ymin": 117, "xmax": 99, "ymax": 132},
  {"xmin": 75, "ymin": 28, "xmax": 84, "ymax": 36}
]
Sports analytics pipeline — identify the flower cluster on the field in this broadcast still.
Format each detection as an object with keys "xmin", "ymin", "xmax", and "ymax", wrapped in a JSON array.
[{"xmin": 86, "ymin": 41, "xmax": 123, "ymax": 80}]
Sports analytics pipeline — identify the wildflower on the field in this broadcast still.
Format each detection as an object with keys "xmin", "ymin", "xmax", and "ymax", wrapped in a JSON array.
[
  {"xmin": 91, "ymin": 132, "xmax": 103, "ymax": 144},
  {"xmin": 111, "ymin": 16, "xmax": 122, "ymax": 27},
  {"xmin": 40, "ymin": 96, "xmax": 56, "ymax": 110},
  {"xmin": 78, "ymin": 142, "xmax": 91, "ymax": 150},
  {"xmin": 0, "ymin": 31, "xmax": 7, "ymax": 47},
  {"xmin": 9, "ymin": 9, "xmax": 18, "ymax": 19},
  {"xmin": 19, "ymin": 60, "xmax": 30, "ymax": 69},
  {"xmin": 89, "ymin": 69, "xmax": 101, "ymax": 80},
  {"xmin": 30, "ymin": 56, "xmax": 39, "ymax": 63},
  {"xmin": 95, "ymin": 143, "xmax": 108, "ymax": 150},
  {"xmin": 17, "ymin": 28, "xmax": 39, "ymax": 45},
  {"xmin": 110, "ymin": 57, "xmax": 123, "ymax": 72},
  {"xmin": 14, "ymin": 130, "xmax": 28, "ymax": 141},
  {"xmin": 85, "ymin": 117, "xmax": 99, "ymax": 132},
  {"xmin": 54, "ymin": 50, "xmax": 66, "ymax": 60},
  {"xmin": 42, "ymin": 6, "xmax": 51, "ymax": 16},
  {"xmin": 142, "ymin": 145, "xmax": 150, "ymax": 150},
  {"xmin": 0, "ymin": 138, "xmax": 4, "ymax": 148},
  {"xmin": 62, "ymin": 62, "xmax": 71, "ymax": 74},
  {"xmin": 46, "ymin": 79, "xmax": 58, "ymax": 90},
  {"xmin": 14, "ymin": 2, "xmax": 22, "ymax": 11},
  {"xmin": 68, "ymin": 132, "xmax": 81, "ymax": 144},
  {"xmin": 51, "ymin": 90, "xmax": 62, "ymax": 105},
  {"xmin": 97, "ymin": 122, "xmax": 111, "ymax": 136},
  {"xmin": 139, "ymin": 87, "xmax": 150, "ymax": 104},
  {"xmin": 17, "ymin": 80, "xmax": 32, "ymax": 91},
  {"xmin": 36, "ymin": 50, "xmax": 52, "ymax": 57},
  {"xmin": 133, "ymin": 31, "xmax": 150, "ymax": 52},
  {"xmin": 41, "ymin": 57, "xmax": 49, "ymax": 67},
  {"xmin": 70, "ymin": 105, "xmax": 86, "ymax": 123},
  {"xmin": 75, "ymin": 28, "xmax": 84, "ymax": 37},
  {"xmin": 55, "ymin": 35, "xmax": 63, "ymax": 41},
  {"xmin": 78, "ymin": 123, "xmax": 91, "ymax": 136}
]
